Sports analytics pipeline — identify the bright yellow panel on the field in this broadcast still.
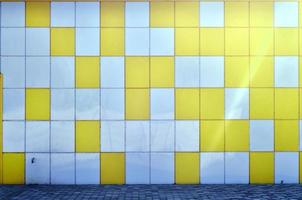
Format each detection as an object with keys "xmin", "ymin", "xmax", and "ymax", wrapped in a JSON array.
[
  {"xmin": 126, "ymin": 57, "xmax": 149, "ymax": 88},
  {"xmin": 250, "ymin": 28, "xmax": 274, "ymax": 55},
  {"xmin": 225, "ymin": 56, "xmax": 249, "ymax": 87},
  {"xmin": 200, "ymin": 89, "xmax": 224, "ymax": 120},
  {"xmin": 150, "ymin": 2, "xmax": 174, "ymax": 27},
  {"xmin": 200, "ymin": 28, "xmax": 224, "ymax": 56},
  {"xmin": 76, "ymin": 121, "xmax": 100, "ymax": 153},
  {"xmin": 3, "ymin": 153, "xmax": 24, "ymax": 184},
  {"xmin": 51, "ymin": 28, "xmax": 75, "ymax": 56},
  {"xmin": 275, "ymin": 89, "xmax": 299, "ymax": 119},
  {"xmin": 126, "ymin": 89, "xmax": 149, "ymax": 120},
  {"xmin": 175, "ymin": 28, "xmax": 199, "ymax": 56},
  {"xmin": 150, "ymin": 57, "xmax": 174, "ymax": 88},
  {"xmin": 101, "ymin": 28, "xmax": 124, "ymax": 56},
  {"xmin": 175, "ymin": 88, "xmax": 199, "ymax": 120},
  {"xmin": 250, "ymin": 2, "xmax": 273, "ymax": 27},
  {"xmin": 175, "ymin": 153, "xmax": 199, "ymax": 184},
  {"xmin": 175, "ymin": 2, "xmax": 199, "ymax": 27},
  {"xmin": 275, "ymin": 120, "xmax": 299, "ymax": 151},
  {"xmin": 101, "ymin": 153, "xmax": 125, "ymax": 184},
  {"xmin": 225, "ymin": 28, "xmax": 249, "ymax": 56},
  {"xmin": 250, "ymin": 152, "xmax": 274, "ymax": 184},
  {"xmin": 250, "ymin": 88, "xmax": 274, "ymax": 119},
  {"xmin": 200, "ymin": 120, "xmax": 224, "ymax": 152},
  {"xmin": 26, "ymin": 2, "xmax": 50, "ymax": 27},
  {"xmin": 76, "ymin": 57, "xmax": 100, "ymax": 88},
  {"xmin": 225, "ymin": 120, "xmax": 249, "ymax": 152},
  {"xmin": 225, "ymin": 2, "xmax": 249, "ymax": 27},
  {"xmin": 250, "ymin": 56, "xmax": 274, "ymax": 87},
  {"xmin": 101, "ymin": 2, "xmax": 124, "ymax": 27},
  {"xmin": 26, "ymin": 89, "xmax": 50, "ymax": 120},
  {"xmin": 275, "ymin": 28, "xmax": 298, "ymax": 56}
]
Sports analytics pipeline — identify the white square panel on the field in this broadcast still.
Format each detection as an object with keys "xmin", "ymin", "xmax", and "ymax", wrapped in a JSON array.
[
  {"xmin": 26, "ymin": 57, "xmax": 50, "ymax": 88},
  {"xmin": 250, "ymin": 120, "xmax": 274, "ymax": 151},
  {"xmin": 51, "ymin": 2, "xmax": 75, "ymax": 27},
  {"xmin": 51, "ymin": 121, "xmax": 75, "ymax": 152},
  {"xmin": 51, "ymin": 57, "xmax": 75, "ymax": 88},
  {"xmin": 151, "ymin": 153, "xmax": 174, "ymax": 184},
  {"xmin": 1, "ymin": 2, "xmax": 25, "ymax": 27},
  {"xmin": 26, "ymin": 121, "xmax": 50, "ymax": 152},
  {"xmin": 126, "ymin": 121, "xmax": 150, "ymax": 152},
  {"xmin": 126, "ymin": 28, "xmax": 149, "ymax": 56},
  {"xmin": 101, "ymin": 89, "xmax": 124, "ymax": 120},
  {"xmin": 3, "ymin": 121, "xmax": 25, "ymax": 152},
  {"xmin": 51, "ymin": 153, "xmax": 75, "ymax": 184},
  {"xmin": 175, "ymin": 120, "xmax": 199, "ymax": 152},
  {"xmin": 151, "ymin": 121, "xmax": 174, "ymax": 152},
  {"xmin": 125, "ymin": 2, "xmax": 149, "ymax": 27},
  {"xmin": 100, "ymin": 57, "xmax": 124, "ymax": 88},
  {"xmin": 200, "ymin": 152, "xmax": 224, "ymax": 184},
  {"xmin": 225, "ymin": 152, "xmax": 249, "ymax": 184},
  {"xmin": 26, "ymin": 28, "xmax": 50, "ymax": 56},
  {"xmin": 225, "ymin": 88, "xmax": 249, "ymax": 119},
  {"xmin": 26, "ymin": 153, "xmax": 50, "ymax": 184},
  {"xmin": 126, "ymin": 153, "xmax": 150, "ymax": 184},
  {"xmin": 76, "ymin": 28, "xmax": 100, "ymax": 56},
  {"xmin": 175, "ymin": 56, "xmax": 200, "ymax": 88},
  {"xmin": 51, "ymin": 89, "xmax": 75, "ymax": 120},
  {"xmin": 151, "ymin": 89, "xmax": 174, "ymax": 120},
  {"xmin": 150, "ymin": 28, "xmax": 174, "ymax": 56},
  {"xmin": 275, "ymin": 152, "xmax": 299, "ymax": 184},
  {"xmin": 76, "ymin": 89, "xmax": 100, "ymax": 120},
  {"xmin": 274, "ymin": 2, "xmax": 298, "ymax": 27},
  {"xmin": 1, "ymin": 28, "xmax": 25, "ymax": 56},
  {"xmin": 200, "ymin": 2, "xmax": 224, "ymax": 27},
  {"xmin": 76, "ymin": 2, "xmax": 100, "ymax": 27},
  {"xmin": 76, "ymin": 153, "xmax": 100, "ymax": 184},
  {"xmin": 200, "ymin": 56, "xmax": 224, "ymax": 87},
  {"xmin": 101, "ymin": 121, "xmax": 125, "ymax": 152},
  {"xmin": 3, "ymin": 89, "xmax": 25, "ymax": 120},
  {"xmin": 1, "ymin": 57, "xmax": 25, "ymax": 88},
  {"xmin": 275, "ymin": 56, "xmax": 298, "ymax": 88}
]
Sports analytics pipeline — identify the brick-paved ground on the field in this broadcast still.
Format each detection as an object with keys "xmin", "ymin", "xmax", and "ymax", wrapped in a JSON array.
[{"xmin": 0, "ymin": 184, "xmax": 301, "ymax": 200}]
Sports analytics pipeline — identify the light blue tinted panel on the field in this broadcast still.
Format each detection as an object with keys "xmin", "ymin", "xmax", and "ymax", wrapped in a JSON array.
[
  {"xmin": 26, "ymin": 28, "xmax": 50, "ymax": 56},
  {"xmin": 26, "ymin": 153, "xmax": 50, "ymax": 184},
  {"xmin": 125, "ymin": 28, "xmax": 149, "ymax": 56},
  {"xmin": 76, "ymin": 153, "xmax": 100, "ymax": 184},
  {"xmin": 150, "ymin": 28, "xmax": 174, "ymax": 56},
  {"xmin": 175, "ymin": 56, "xmax": 199, "ymax": 87},
  {"xmin": 3, "ymin": 121, "xmax": 25, "ymax": 152},
  {"xmin": 101, "ymin": 121, "xmax": 125, "ymax": 152},
  {"xmin": 275, "ymin": 56, "xmax": 298, "ymax": 87},
  {"xmin": 150, "ymin": 88, "xmax": 174, "ymax": 120},
  {"xmin": 150, "ymin": 121, "xmax": 174, "ymax": 152},
  {"xmin": 51, "ymin": 153, "xmax": 75, "ymax": 184},
  {"xmin": 126, "ymin": 153, "xmax": 150, "ymax": 184},
  {"xmin": 100, "ymin": 57, "xmax": 124, "ymax": 88},
  {"xmin": 126, "ymin": 121, "xmax": 150, "ymax": 152},
  {"xmin": 76, "ymin": 28, "xmax": 100, "ymax": 56},
  {"xmin": 1, "ymin": 56, "xmax": 25, "ymax": 88},
  {"xmin": 26, "ymin": 57, "xmax": 50, "ymax": 88},
  {"xmin": 250, "ymin": 120, "xmax": 274, "ymax": 151},
  {"xmin": 51, "ymin": 2, "xmax": 75, "ymax": 27},
  {"xmin": 175, "ymin": 120, "xmax": 199, "ymax": 152},
  {"xmin": 1, "ymin": 2, "xmax": 25, "ymax": 27},
  {"xmin": 225, "ymin": 88, "xmax": 249, "ymax": 119},
  {"xmin": 125, "ymin": 2, "xmax": 149, "ymax": 27},
  {"xmin": 200, "ymin": 152, "xmax": 224, "ymax": 184},
  {"xmin": 51, "ymin": 89, "xmax": 75, "ymax": 120},
  {"xmin": 150, "ymin": 153, "xmax": 174, "ymax": 184},
  {"xmin": 51, "ymin": 56, "xmax": 75, "ymax": 88},
  {"xmin": 26, "ymin": 121, "xmax": 50, "ymax": 153},
  {"xmin": 275, "ymin": 152, "xmax": 299, "ymax": 184},
  {"xmin": 76, "ymin": 89, "xmax": 100, "ymax": 120},
  {"xmin": 1, "ymin": 28, "xmax": 25, "ymax": 56},
  {"xmin": 76, "ymin": 2, "xmax": 100, "ymax": 27},
  {"xmin": 200, "ymin": 2, "xmax": 224, "ymax": 27},
  {"xmin": 225, "ymin": 152, "xmax": 249, "ymax": 184},
  {"xmin": 274, "ymin": 2, "xmax": 298, "ymax": 27},
  {"xmin": 51, "ymin": 121, "xmax": 75, "ymax": 152},
  {"xmin": 3, "ymin": 89, "xmax": 25, "ymax": 120},
  {"xmin": 101, "ymin": 89, "xmax": 124, "ymax": 120},
  {"xmin": 200, "ymin": 56, "xmax": 224, "ymax": 87}
]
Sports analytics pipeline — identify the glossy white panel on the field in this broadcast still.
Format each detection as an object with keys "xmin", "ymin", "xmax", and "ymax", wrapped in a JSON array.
[
  {"xmin": 76, "ymin": 2, "xmax": 100, "ymax": 27},
  {"xmin": 126, "ymin": 153, "xmax": 150, "ymax": 184},
  {"xmin": 151, "ymin": 89, "xmax": 174, "ymax": 120},
  {"xmin": 51, "ymin": 2, "xmax": 75, "ymax": 27},
  {"xmin": 126, "ymin": 121, "xmax": 150, "ymax": 152},
  {"xmin": 76, "ymin": 89, "xmax": 100, "ymax": 120},
  {"xmin": 225, "ymin": 152, "xmax": 249, "ymax": 184},
  {"xmin": 26, "ymin": 121, "xmax": 50, "ymax": 153},
  {"xmin": 51, "ymin": 89, "xmax": 75, "ymax": 120},
  {"xmin": 3, "ymin": 121, "xmax": 25, "ymax": 152},
  {"xmin": 275, "ymin": 56, "xmax": 298, "ymax": 87},
  {"xmin": 175, "ymin": 56, "xmax": 199, "ymax": 88},
  {"xmin": 26, "ymin": 28, "xmax": 50, "ymax": 56},
  {"xmin": 175, "ymin": 120, "xmax": 199, "ymax": 152},
  {"xmin": 101, "ymin": 89, "xmax": 124, "ymax": 120},
  {"xmin": 51, "ymin": 153, "xmax": 75, "ymax": 184},
  {"xmin": 150, "ymin": 28, "xmax": 174, "ymax": 56},
  {"xmin": 125, "ymin": 28, "xmax": 149, "ymax": 56},
  {"xmin": 51, "ymin": 121, "xmax": 75, "ymax": 152},
  {"xmin": 100, "ymin": 57, "xmax": 124, "ymax": 88},
  {"xmin": 274, "ymin": 2, "xmax": 298, "ymax": 27},
  {"xmin": 76, "ymin": 28, "xmax": 100, "ymax": 56},
  {"xmin": 200, "ymin": 152, "xmax": 224, "ymax": 184},
  {"xmin": 1, "ymin": 57, "xmax": 25, "ymax": 88},
  {"xmin": 125, "ymin": 2, "xmax": 149, "ymax": 27},
  {"xmin": 1, "ymin": 28, "xmax": 25, "ymax": 56},
  {"xmin": 26, "ymin": 153, "xmax": 50, "ymax": 184},
  {"xmin": 150, "ymin": 153, "xmax": 174, "ymax": 184},
  {"xmin": 250, "ymin": 120, "xmax": 274, "ymax": 151},
  {"xmin": 76, "ymin": 153, "xmax": 100, "ymax": 184},
  {"xmin": 51, "ymin": 56, "xmax": 75, "ymax": 88},
  {"xmin": 200, "ymin": 56, "xmax": 224, "ymax": 87},
  {"xmin": 101, "ymin": 121, "xmax": 125, "ymax": 152},
  {"xmin": 3, "ymin": 89, "xmax": 25, "ymax": 120},
  {"xmin": 26, "ymin": 57, "xmax": 50, "ymax": 88},
  {"xmin": 275, "ymin": 152, "xmax": 299, "ymax": 184},
  {"xmin": 1, "ymin": 2, "xmax": 25, "ymax": 27},
  {"xmin": 150, "ymin": 121, "xmax": 174, "ymax": 152},
  {"xmin": 200, "ymin": 2, "xmax": 224, "ymax": 27},
  {"xmin": 225, "ymin": 88, "xmax": 249, "ymax": 119}
]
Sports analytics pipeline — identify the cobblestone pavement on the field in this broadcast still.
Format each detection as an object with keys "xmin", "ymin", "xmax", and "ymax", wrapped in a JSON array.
[{"xmin": 0, "ymin": 184, "xmax": 302, "ymax": 200}]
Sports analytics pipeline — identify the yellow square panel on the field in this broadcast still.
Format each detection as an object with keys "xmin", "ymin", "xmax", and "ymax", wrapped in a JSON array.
[
  {"xmin": 76, "ymin": 121, "xmax": 100, "ymax": 153},
  {"xmin": 51, "ymin": 28, "xmax": 75, "ymax": 56},
  {"xmin": 175, "ymin": 153, "xmax": 199, "ymax": 184},
  {"xmin": 250, "ymin": 88, "xmax": 274, "ymax": 119},
  {"xmin": 200, "ymin": 120, "xmax": 224, "ymax": 152},
  {"xmin": 250, "ymin": 152, "xmax": 274, "ymax": 184},
  {"xmin": 150, "ymin": 2, "xmax": 174, "ymax": 27},
  {"xmin": 101, "ymin": 153, "xmax": 125, "ymax": 184},
  {"xmin": 300, "ymin": 152, "xmax": 302, "ymax": 183},
  {"xmin": 250, "ymin": 28, "xmax": 274, "ymax": 56},
  {"xmin": 126, "ymin": 57, "xmax": 149, "ymax": 88},
  {"xmin": 275, "ymin": 28, "xmax": 298, "ymax": 56},
  {"xmin": 3, "ymin": 153, "xmax": 24, "ymax": 184},
  {"xmin": 126, "ymin": 89, "xmax": 149, "ymax": 120},
  {"xmin": 175, "ymin": 2, "xmax": 199, "ymax": 27},
  {"xmin": 200, "ymin": 28, "xmax": 224, "ymax": 56},
  {"xmin": 76, "ymin": 57, "xmax": 100, "ymax": 88},
  {"xmin": 101, "ymin": 2, "xmax": 124, "ymax": 27},
  {"xmin": 250, "ymin": 2, "xmax": 273, "ymax": 27},
  {"xmin": 225, "ymin": 2, "xmax": 249, "ymax": 27},
  {"xmin": 176, "ymin": 88, "xmax": 199, "ymax": 120},
  {"xmin": 175, "ymin": 28, "xmax": 199, "ymax": 56},
  {"xmin": 101, "ymin": 28, "xmax": 124, "ymax": 56},
  {"xmin": 200, "ymin": 89, "xmax": 224, "ymax": 120},
  {"xmin": 275, "ymin": 89, "xmax": 299, "ymax": 119},
  {"xmin": 225, "ymin": 56, "xmax": 249, "ymax": 87},
  {"xmin": 150, "ymin": 57, "xmax": 174, "ymax": 88},
  {"xmin": 250, "ymin": 56, "xmax": 274, "ymax": 87},
  {"xmin": 275, "ymin": 120, "xmax": 299, "ymax": 151},
  {"xmin": 225, "ymin": 28, "xmax": 249, "ymax": 56},
  {"xmin": 225, "ymin": 120, "xmax": 249, "ymax": 152},
  {"xmin": 26, "ymin": 2, "xmax": 50, "ymax": 27},
  {"xmin": 26, "ymin": 89, "xmax": 50, "ymax": 120}
]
